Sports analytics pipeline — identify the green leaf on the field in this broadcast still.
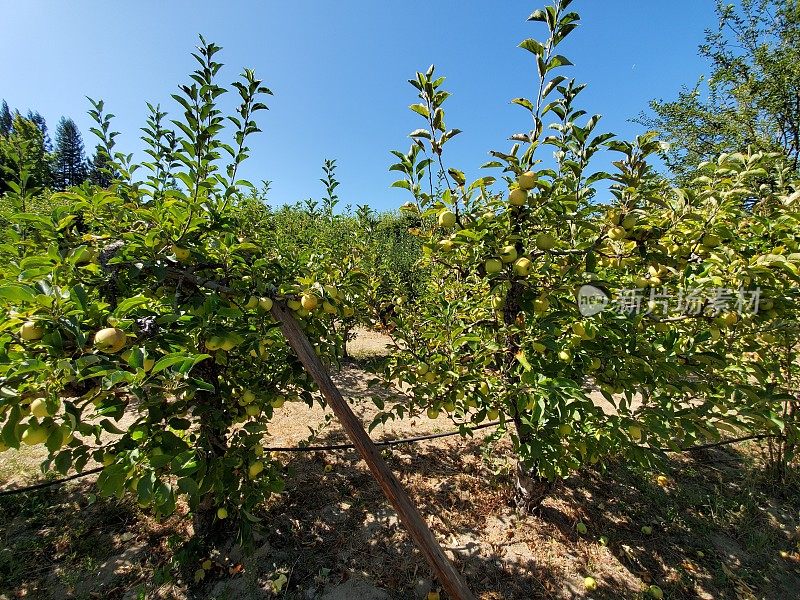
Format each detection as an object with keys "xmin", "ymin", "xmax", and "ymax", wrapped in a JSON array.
[
  {"xmin": 546, "ymin": 55, "xmax": 574, "ymax": 73},
  {"xmin": 97, "ymin": 464, "xmax": 127, "ymax": 498},
  {"xmin": 409, "ymin": 103, "xmax": 429, "ymax": 118},
  {"xmin": 519, "ymin": 39, "xmax": 545, "ymax": 56},
  {"xmin": 151, "ymin": 354, "xmax": 193, "ymax": 375},
  {"xmin": 114, "ymin": 295, "xmax": 151, "ymax": 316},
  {"xmin": 0, "ymin": 283, "xmax": 38, "ymax": 304},
  {"xmin": 527, "ymin": 9, "xmax": 547, "ymax": 22},
  {"xmin": 511, "ymin": 98, "xmax": 534, "ymax": 112}
]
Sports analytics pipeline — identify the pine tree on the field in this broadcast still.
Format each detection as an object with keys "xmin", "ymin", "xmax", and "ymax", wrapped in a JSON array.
[
  {"xmin": 0, "ymin": 100, "xmax": 12, "ymax": 137},
  {"xmin": 87, "ymin": 144, "xmax": 116, "ymax": 188},
  {"xmin": 26, "ymin": 111, "xmax": 51, "ymax": 152},
  {"xmin": 52, "ymin": 116, "xmax": 87, "ymax": 190}
]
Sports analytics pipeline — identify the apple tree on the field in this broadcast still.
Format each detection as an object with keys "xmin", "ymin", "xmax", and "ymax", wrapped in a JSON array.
[
  {"xmin": 0, "ymin": 39, "xmax": 364, "ymax": 553},
  {"xmin": 659, "ymin": 150, "xmax": 800, "ymax": 480},
  {"xmin": 381, "ymin": 0, "xmax": 790, "ymax": 506}
]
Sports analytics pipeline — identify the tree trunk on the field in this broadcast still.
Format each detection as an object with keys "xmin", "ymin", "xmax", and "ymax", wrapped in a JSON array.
[
  {"xmin": 514, "ymin": 462, "xmax": 554, "ymax": 512},
  {"xmin": 191, "ymin": 349, "xmax": 229, "ymax": 548}
]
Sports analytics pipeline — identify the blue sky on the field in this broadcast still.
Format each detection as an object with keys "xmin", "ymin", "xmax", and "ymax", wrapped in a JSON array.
[{"xmin": 0, "ymin": 1, "xmax": 716, "ymax": 211}]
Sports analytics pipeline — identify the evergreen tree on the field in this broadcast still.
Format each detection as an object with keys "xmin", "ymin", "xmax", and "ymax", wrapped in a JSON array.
[
  {"xmin": 87, "ymin": 144, "xmax": 116, "ymax": 188},
  {"xmin": 52, "ymin": 116, "xmax": 87, "ymax": 190},
  {"xmin": 0, "ymin": 100, "xmax": 11, "ymax": 137},
  {"xmin": 26, "ymin": 110, "xmax": 51, "ymax": 152}
]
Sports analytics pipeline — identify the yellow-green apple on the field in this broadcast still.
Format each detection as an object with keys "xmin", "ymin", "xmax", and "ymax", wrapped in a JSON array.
[{"xmin": 95, "ymin": 327, "xmax": 127, "ymax": 353}]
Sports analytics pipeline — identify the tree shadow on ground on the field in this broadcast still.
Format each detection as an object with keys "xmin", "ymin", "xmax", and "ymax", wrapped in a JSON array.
[
  {"xmin": 239, "ymin": 432, "xmax": 800, "ymax": 600},
  {"xmin": 2, "ymin": 426, "xmax": 798, "ymax": 599}
]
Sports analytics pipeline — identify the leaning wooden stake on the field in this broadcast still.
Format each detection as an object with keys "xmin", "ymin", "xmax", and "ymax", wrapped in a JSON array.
[{"xmin": 271, "ymin": 302, "xmax": 476, "ymax": 600}]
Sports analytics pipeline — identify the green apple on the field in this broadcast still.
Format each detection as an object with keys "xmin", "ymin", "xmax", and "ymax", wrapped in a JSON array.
[
  {"xmin": 248, "ymin": 461, "xmax": 264, "ymax": 479},
  {"xmin": 500, "ymin": 245, "xmax": 518, "ymax": 263},
  {"xmin": 245, "ymin": 405, "xmax": 260, "ymax": 417},
  {"xmin": 576, "ymin": 521, "xmax": 588, "ymax": 534},
  {"xmin": 205, "ymin": 336, "xmax": 224, "ymax": 351},
  {"xmin": 509, "ymin": 189, "xmax": 527, "ymax": 206},
  {"xmin": 584, "ymin": 577, "xmax": 598, "ymax": 591},
  {"xmin": 21, "ymin": 423, "xmax": 49, "ymax": 445},
  {"xmin": 517, "ymin": 171, "xmax": 537, "ymax": 190},
  {"xmin": 438, "ymin": 210, "xmax": 456, "ymax": 228},
  {"xmin": 427, "ymin": 407, "xmax": 440, "ymax": 420},
  {"xmin": 533, "ymin": 297, "xmax": 550, "ymax": 315},
  {"xmin": 438, "ymin": 239, "xmax": 455, "ymax": 252},
  {"xmin": 513, "ymin": 257, "xmax": 533, "ymax": 276},
  {"xmin": 721, "ymin": 312, "xmax": 738, "ymax": 327},
  {"xmin": 622, "ymin": 214, "xmax": 639, "ymax": 230},
  {"xmin": 608, "ymin": 226, "xmax": 627, "ymax": 241},
  {"xmin": 641, "ymin": 525, "xmax": 653, "ymax": 535},
  {"xmin": 485, "ymin": 258, "xmax": 503, "ymax": 274},
  {"xmin": 220, "ymin": 333, "xmax": 242, "ymax": 351},
  {"xmin": 30, "ymin": 397, "xmax": 55, "ymax": 418},
  {"xmin": 487, "ymin": 407, "xmax": 500, "ymax": 420},
  {"xmin": 258, "ymin": 297, "xmax": 273, "ymax": 311},
  {"xmin": 172, "ymin": 244, "xmax": 191, "ymax": 261},
  {"xmin": 217, "ymin": 507, "xmax": 228, "ymax": 519},
  {"xmin": 301, "ymin": 293, "xmax": 319, "ymax": 311},
  {"xmin": 95, "ymin": 327, "xmax": 127, "ymax": 353},
  {"xmin": 20, "ymin": 321, "xmax": 44, "ymax": 341},
  {"xmin": 536, "ymin": 233, "xmax": 557, "ymax": 251},
  {"xmin": 558, "ymin": 349, "xmax": 573, "ymax": 362},
  {"xmin": 648, "ymin": 585, "xmax": 663, "ymax": 599}
]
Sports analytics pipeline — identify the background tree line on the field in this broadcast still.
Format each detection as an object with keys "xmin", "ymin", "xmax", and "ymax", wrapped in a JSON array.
[{"xmin": 0, "ymin": 99, "xmax": 112, "ymax": 195}]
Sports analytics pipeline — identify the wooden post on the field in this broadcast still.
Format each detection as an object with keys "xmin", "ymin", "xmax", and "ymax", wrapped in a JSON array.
[{"xmin": 271, "ymin": 302, "xmax": 476, "ymax": 600}]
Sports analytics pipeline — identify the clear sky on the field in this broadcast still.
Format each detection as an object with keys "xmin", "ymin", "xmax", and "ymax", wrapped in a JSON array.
[{"xmin": 0, "ymin": 1, "xmax": 717, "ymax": 211}]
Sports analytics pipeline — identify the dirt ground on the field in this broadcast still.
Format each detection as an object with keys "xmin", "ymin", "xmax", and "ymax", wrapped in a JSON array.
[{"xmin": 1, "ymin": 330, "xmax": 799, "ymax": 599}]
